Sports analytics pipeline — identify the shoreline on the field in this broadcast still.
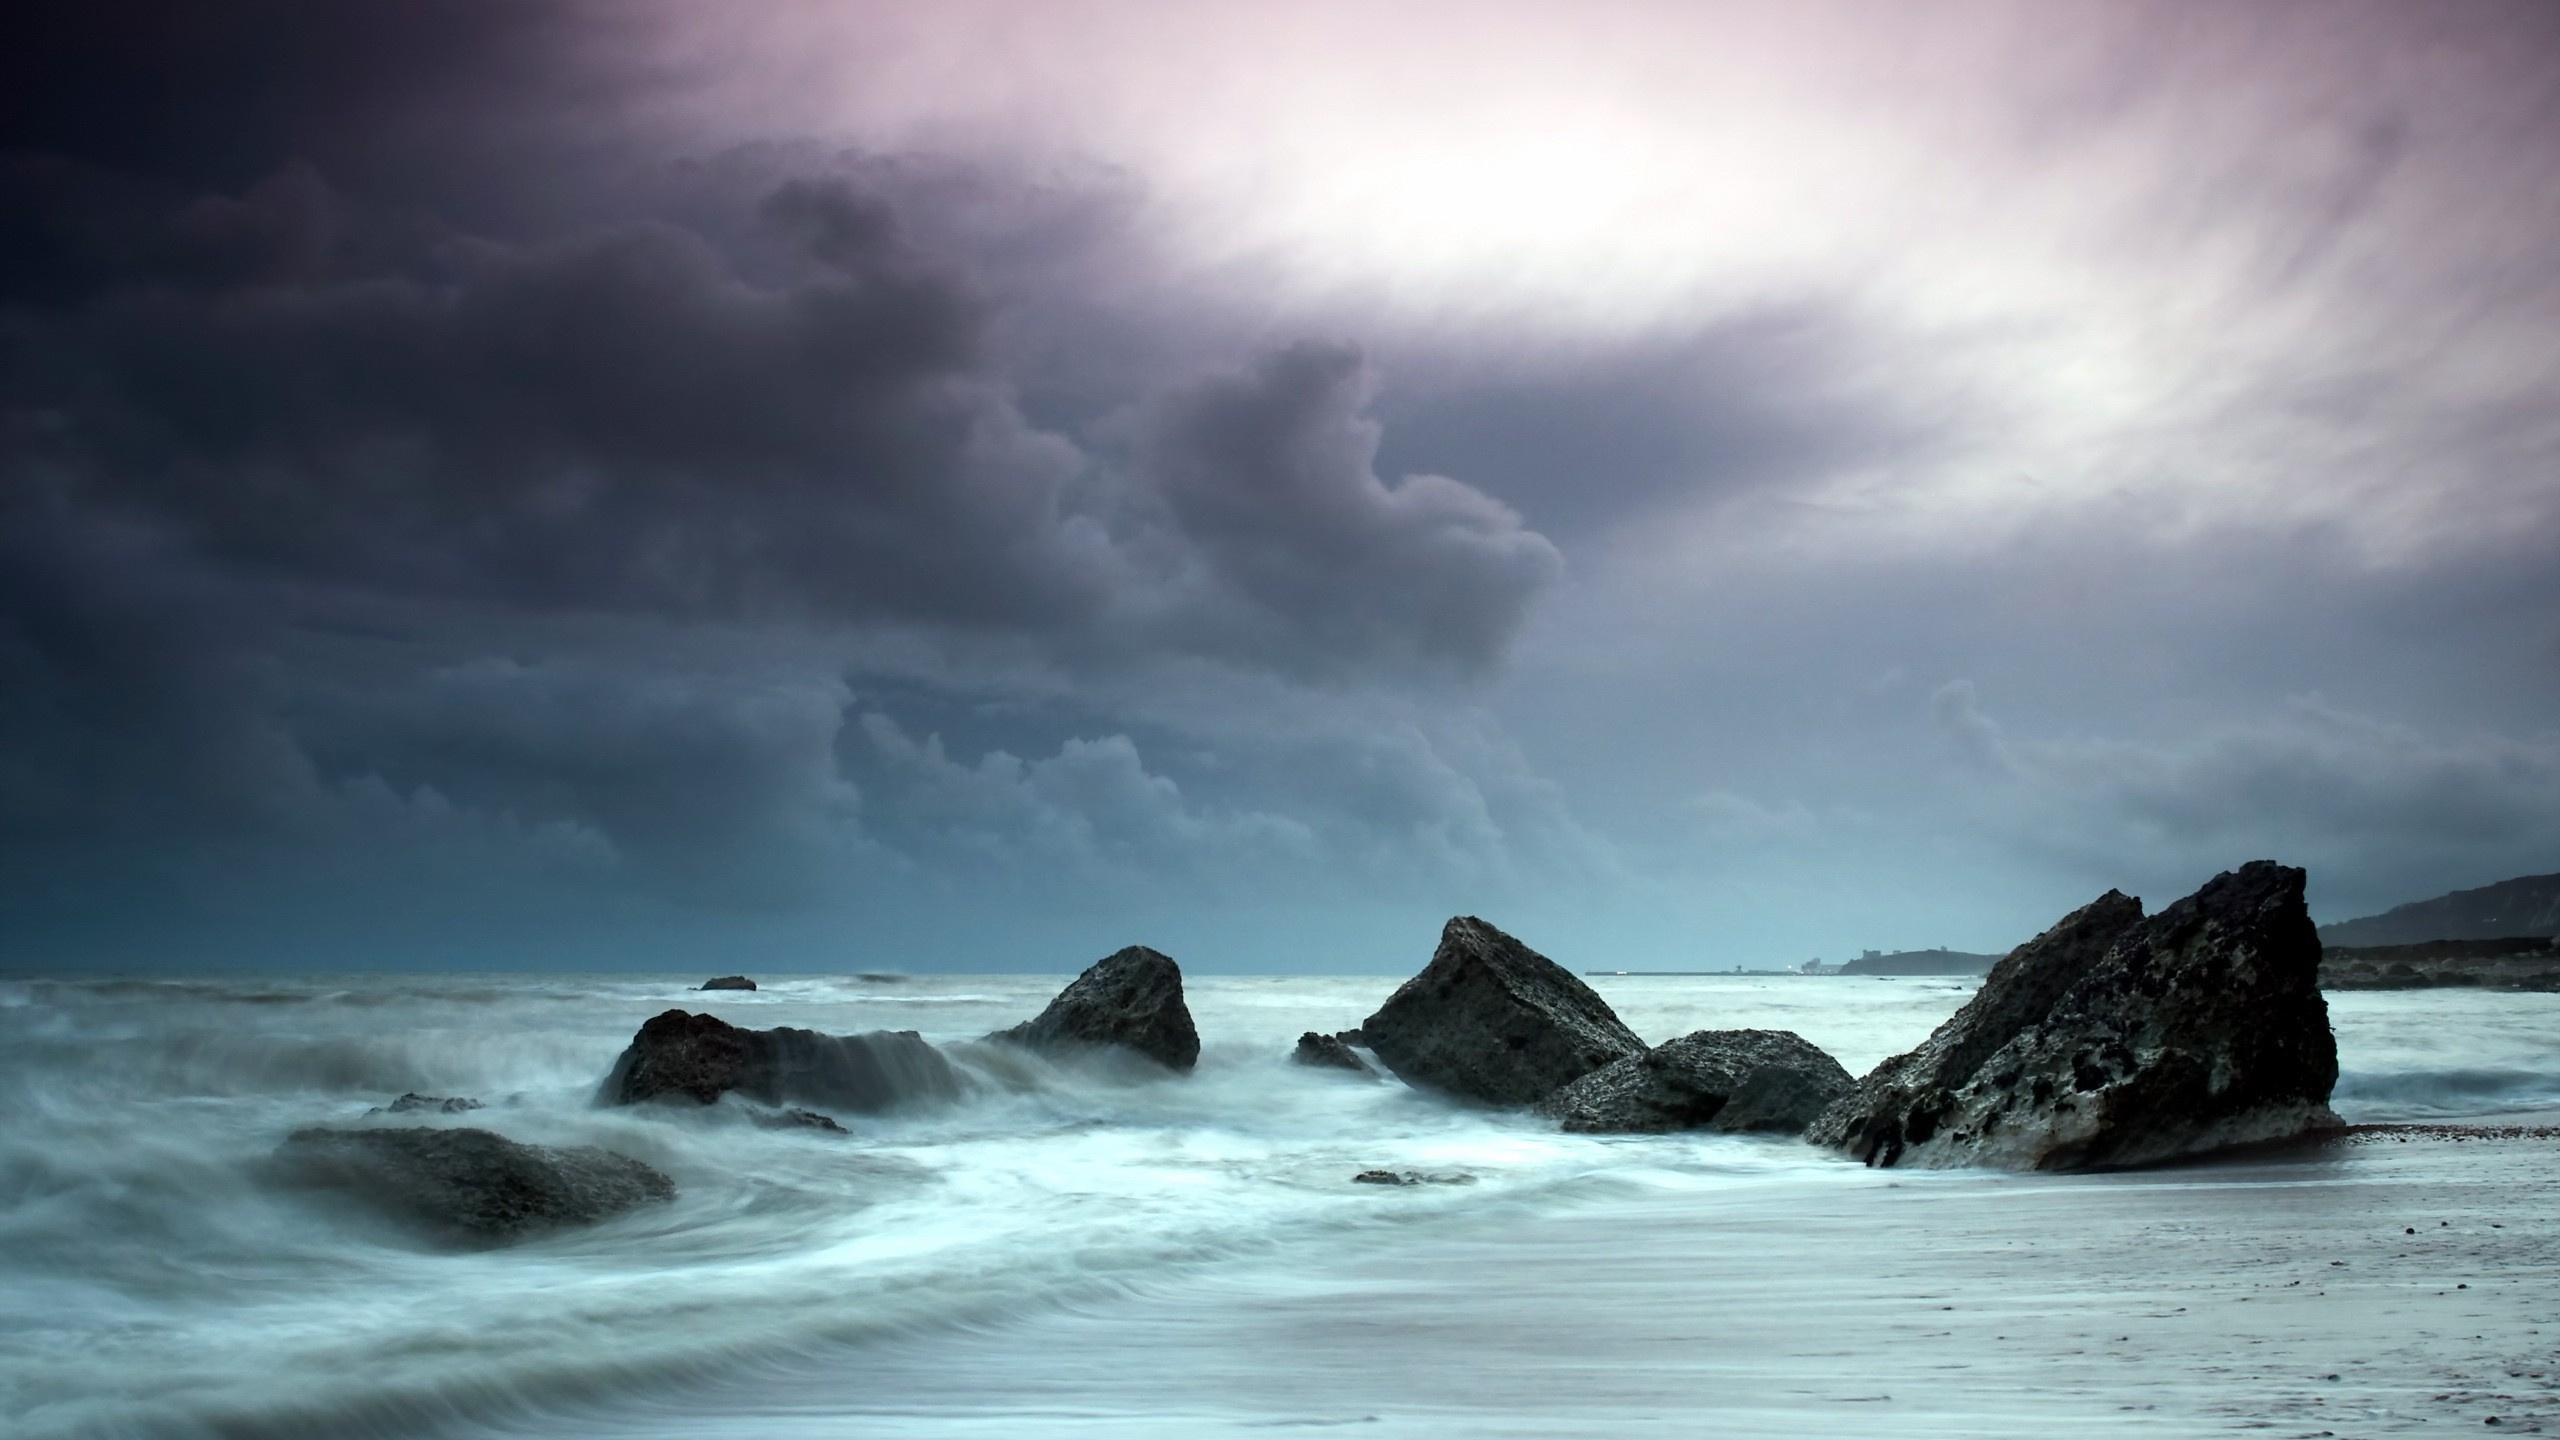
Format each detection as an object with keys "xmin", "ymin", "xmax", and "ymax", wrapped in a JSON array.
[{"xmin": 464, "ymin": 1124, "xmax": 2560, "ymax": 1440}]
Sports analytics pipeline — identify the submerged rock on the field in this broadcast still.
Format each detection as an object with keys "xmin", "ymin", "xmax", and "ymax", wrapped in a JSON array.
[
  {"xmin": 1810, "ymin": 862, "xmax": 2339, "ymax": 1170},
  {"xmin": 601, "ymin": 1010, "xmax": 964, "ymax": 1113},
  {"xmin": 1351, "ymin": 1169, "xmax": 1473, "ymax": 1186},
  {"xmin": 274, "ymin": 1126, "xmax": 673, "ymax": 1242},
  {"xmin": 375, "ymin": 1092, "xmax": 482, "ymax": 1115},
  {"xmin": 698, "ymin": 975, "xmax": 757, "ymax": 991},
  {"xmin": 756, "ymin": 1107, "xmax": 848, "ymax": 1134},
  {"xmin": 1538, "ymin": 1030, "xmax": 1852, "ymax": 1134},
  {"xmin": 988, "ymin": 946, "xmax": 1200, "ymax": 1072},
  {"xmin": 1292, "ymin": 1031, "xmax": 1375, "ymax": 1075},
  {"xmin": 1357, "ymin": 917, "xmax": 1644, "ymax": 1107}
]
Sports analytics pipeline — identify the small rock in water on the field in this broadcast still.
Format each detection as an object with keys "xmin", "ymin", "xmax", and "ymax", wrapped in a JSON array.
[
  {"xmin": 1292, "ymin": 1032, "xmax": 1375, "ymax": 1075},
  {"xmin": 987, "ymin": 946, "xmax": 1200, "ymax": 1072},
  {"xmin": 375, "ymin": 1093, "xmax": 483, "ymax": 1115},
  {"xmin": 1356, "ymin": 916, "xmax": 1643, "ymax": 1106},
  {"xmin": 757, "ymin": 1107, "xmax": 848, "ymax": 1134},
  {"xmin": 1350, "ymin": 1169, "xmax": 1473, "ymax": 1186},
  {"xmin": 273, "ymin": 1126, "xmax": 674, "ymax": 1243},
  {"xmin": 698, "ymin": 975, "xmax": 757, "ymax": 991}
]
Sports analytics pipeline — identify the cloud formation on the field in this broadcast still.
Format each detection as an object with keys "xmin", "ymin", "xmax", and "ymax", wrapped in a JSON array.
[{"xmin": 4, "ymin": 0, "xmax": 2558, "ymax": 969}]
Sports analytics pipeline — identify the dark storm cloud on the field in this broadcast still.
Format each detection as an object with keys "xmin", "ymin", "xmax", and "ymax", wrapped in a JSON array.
[
  {"xmin": 0, "ymin": 0, "xmax": 1586, "ymax": 963},
  {"xmin": 1140, "ymin": 342, "xmax": 1562, "ymax": 677},
  {"xmin": 12, "ymin": 171, "xmax": 1108, "ymax": 628}
]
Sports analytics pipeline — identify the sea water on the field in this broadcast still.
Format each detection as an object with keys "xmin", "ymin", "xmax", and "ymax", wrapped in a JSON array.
[{"xmin": 2, "ymin": 972, "xmax": 2555, "ymax": 1439}]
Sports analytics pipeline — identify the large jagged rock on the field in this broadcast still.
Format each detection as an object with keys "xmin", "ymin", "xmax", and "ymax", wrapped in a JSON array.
[
  {"xmin": 274, "ymin": 1126, "xmax": 674, "ymax": 1243},
  {"xmin": 1358, "ymin": 917, "xmax": 1644, "ymax": 1106},
  {"xmin": 1810, "ymin": 863, "xmax": 2339, "ymax": 1170},
  {"xmin": 601, "ymin": 1010, "xmax": 964, "ymax": 1112},
  {"xmin": 1809, "ymin": 890, "xmax": 2145, "ymax": 1160},
  {"xmin": 1539, "ymin": 1029, "xmax": 1853, "ymax": 1134},
  {"xmin": 989, "ymin": 946, "xmax": 1200, "ymax": 1071}
]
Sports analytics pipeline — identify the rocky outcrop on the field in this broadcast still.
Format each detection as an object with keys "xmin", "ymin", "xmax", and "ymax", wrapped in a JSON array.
[
  {"xmin": 1811, "ymin": 863, "xmax": 2339, "ymax": 1170},
  {"xmin": 698, "ymin": 975, "xmax": 757, "ymax": 991},
  {"xmin": 1539, "ymin": 1029, "xmax": 1853, "ymax": 1134},
  {"xmin": 1809, "ymin": 890, "xmax": 2145, "ymax": 1162},
  {"xmin": 1357, "ymin": 917, "xmax": 1644, "ymax": 1106},
  {"xmin": 375, "ymin": 1093, "xmax": 482, "ymax": 1115},
  {"xmin": 2320, "ymin": 938, "xmax": 2560, "ymax": 991},
  {"xmin": 600, "ymin": 1010, "xmax": 964, "ymax": 1113},
  {"xmin": 1292, "ymin": 1031, "xmax": 1375, "ymax": 1075},
  {"xmin": 988, "ymin": 946, "xmax": 1200, "ymax": 1071},
  {"xmin": 274, "ymin": 1126, "xmax": 674, "ymax": 1242}
]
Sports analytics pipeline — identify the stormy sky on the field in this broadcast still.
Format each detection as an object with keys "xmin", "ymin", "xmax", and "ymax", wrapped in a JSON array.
[{"xmin": 4, "ymin": 0, "xmax": 2556, "ymax": 972}]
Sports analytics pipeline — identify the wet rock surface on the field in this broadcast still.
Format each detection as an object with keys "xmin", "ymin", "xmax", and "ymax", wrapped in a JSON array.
[
  {"xmin": 1292, "ymin": 1031, "xmax": 1375, "ymax": 1074},
  {"xmin": 1358, "ymin": 917, "xmax": 1644, "ymax": 1107},
  {"xmin": 274, "ymin": 1126, "xmax": 674, "ymax": 1242},
  {"xmin": 1812, "ymin": 862, "xmax": 2339, "ymax": 1170},
  {"xmin": 601, "ymin": 1009, "xmax": 964, "ymax": 1112},
  {"xmin": 755, "ymin": 1107, "xmax": 848, "ymax": 1134},
  {"xmin": 375, "ymin": 1093, "xmax": 482, "ymax": 1115},
  {"xmin": 698, "ymin": 975, "xmax": 757, "ymax": 991},
  {"xmin": 989, "ymin": 946, "xmax": 1200, "ymax": 1072},
  {"xmin": 1540, "ymin": 1029, "xmax": 1852, "ymax": 1134}
]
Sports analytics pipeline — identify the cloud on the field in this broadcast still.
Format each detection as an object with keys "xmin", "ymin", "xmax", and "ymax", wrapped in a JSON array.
[
  {"xmin": 1930, "ymin": 686, "xmax": 2560, "ymax": 917},
  {"xmin": 850, "ymin": 712, "xmax": 1315, "ymax": 883},
  {"xmin": 1930, "ymin": 679, "xmax": 2016, "ymax": 777},
  {"xmin": 1139, "ymin": 341, "xmax": 1563, "ymax": 678}
]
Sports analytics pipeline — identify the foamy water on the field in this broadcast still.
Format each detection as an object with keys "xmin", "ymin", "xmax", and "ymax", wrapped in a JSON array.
[{"xmin": 3, "ymin": 971, "xmax": 2555, "ymax": 1439}]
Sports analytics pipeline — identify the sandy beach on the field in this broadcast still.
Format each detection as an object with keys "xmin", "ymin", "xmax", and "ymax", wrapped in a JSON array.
[{"xmin": 495, "ymin": 1126, "xmax": 2560, "ymax": 1439}]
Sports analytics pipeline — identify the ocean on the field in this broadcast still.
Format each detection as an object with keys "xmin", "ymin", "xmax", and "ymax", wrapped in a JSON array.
[{"xmin": 5, "ymin": 971, "xmax": 2557, "ymax": 1439}]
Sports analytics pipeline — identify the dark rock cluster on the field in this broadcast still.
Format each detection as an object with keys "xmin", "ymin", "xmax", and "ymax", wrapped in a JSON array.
[
  {"xmin": 2320, "ymin": 937, "xmax": 2560, "ymax": 991},
  {"xmin": 988, "ymin": 945, "xmax": 1200, "ymax": 1072},
  {"xmin": 1539, "ymin": 1029, "xmax": 1852, "ymax": 1134},
  {"xmin": 274, "ymin": 1126, "xmax": 674, "ymax": 1243},
  {"xmin": 600, "ymin": 1010, "xmax": 964, "ymax": 1113},
  {"xmin": 1810, "ymin": 862, "xmax": 2340, "ymax": 1170},
  {"xmin": 375, "ymin": 1092, "xmax": 482, "ymax": 1115},
  {"xmin": 698, "ymin": 975, "xmax": 758, "ymax": 991}
]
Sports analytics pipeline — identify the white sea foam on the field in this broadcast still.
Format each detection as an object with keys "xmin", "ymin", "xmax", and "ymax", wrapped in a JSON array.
[{"xmin": 0, "ymin": 972, "xmax": 2553, "ymax": 1438}]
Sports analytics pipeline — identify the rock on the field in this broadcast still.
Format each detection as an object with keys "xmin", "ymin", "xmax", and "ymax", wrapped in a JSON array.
[
  {"xmin": 1350, "ymin": 1169, "xmax": 1472, "ymax": 1186},
  {"xmin": 274, "ymin": 1126, "xmax": 674, "ymax": 1242},
  {"xmin": 1809, "ymin": 890, "xmax": 2145, "ymax": 1162},
  {"xmin": 375, "ymin": 1093, "xmax": 482, "ymax": 1115},
  {"xmin": 2319, "ymin": 938, "xmax": 2560, "ymax": 991},
  {"xmin": 1356, "ymin": 916, "xmax": 1644, "ymax": 1106},
  {"xmin": 600, "ymin": 1010, "xmax": 964, "ymax": 1112},
  {"xmin": 1538, "ymin": 1029, "xmax": 1852, "ymax": 1134},
  {"xmin": 756, "ymin": 1107, "xmax": 848, "ymax": 1134},
  {"xmin": 1810, "ymin": 862, "xmax": 2340, "ymax": 1170},
  {"xmin": 1292, "ymin": 1031, "xmax": 1375, "ymax": 1075},
  {"xmin": 988, "ymin": 946, "xmax": 1200, "ymax": 1071},
  {"xmin": 698, "ymin": 975, "xmax": 757, "ymax": 991}
]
